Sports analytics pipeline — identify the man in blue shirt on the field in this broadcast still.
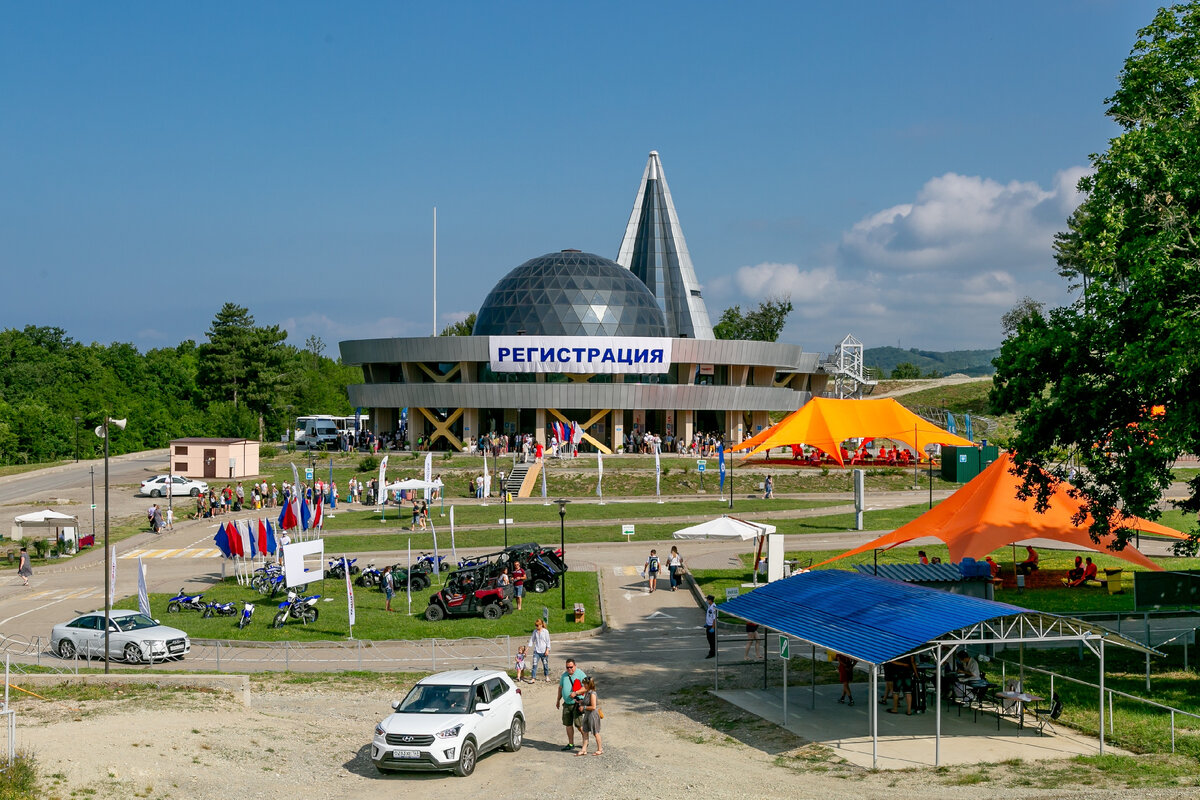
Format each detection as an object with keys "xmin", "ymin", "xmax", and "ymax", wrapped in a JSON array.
[{"xmin": 555, "ymin": 658, "xmax": 588, "ymax": 750}]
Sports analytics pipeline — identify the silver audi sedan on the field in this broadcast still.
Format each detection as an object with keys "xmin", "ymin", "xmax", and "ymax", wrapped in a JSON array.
[{"xmin": 51, "ymin": 610, "xmax": 190, "ymax": 664}]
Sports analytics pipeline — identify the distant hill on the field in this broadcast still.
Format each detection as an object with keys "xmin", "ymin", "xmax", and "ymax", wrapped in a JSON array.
[{"xmin": 864, "ymin": 346, "xmax": 1000, "ymax": 377}]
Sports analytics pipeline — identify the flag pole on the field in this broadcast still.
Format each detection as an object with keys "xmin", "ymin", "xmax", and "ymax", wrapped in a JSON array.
[{"xmin": 432, "ymin": 206, "xmax": 437, "ymax": 336}]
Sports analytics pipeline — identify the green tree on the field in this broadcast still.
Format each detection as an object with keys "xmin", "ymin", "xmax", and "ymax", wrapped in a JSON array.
[
  {"xmin": 197, "ymin": 303, "xmax": 289, "ymax": 417},
  {"xmin": 991, "ymin": 3, "xmax": 1200, "ymax": 550},
  {"xmin": 439, "ymin": 312, "xmax": 477, "ymax": 336},
  {"xmin": 712, "ymin": 295, "xmax": 794, "ymax": 341},
  {"xmin": 890, "ymin": 362, "xmax": 921, "ymax": 379}
]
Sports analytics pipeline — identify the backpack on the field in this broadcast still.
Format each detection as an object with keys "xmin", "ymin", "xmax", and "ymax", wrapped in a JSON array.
[{"xmin": 648, "ymin": 555, "xmax": 659, "ymax": 572}]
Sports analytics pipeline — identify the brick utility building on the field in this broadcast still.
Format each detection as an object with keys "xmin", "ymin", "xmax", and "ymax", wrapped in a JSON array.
[
  {"xmin": 340, "ymin": 152, "xmax": 832, "ymax": 453},
  {"xmin": 170, "ymin": 438, "xmax": 260, "ymax": 480}
]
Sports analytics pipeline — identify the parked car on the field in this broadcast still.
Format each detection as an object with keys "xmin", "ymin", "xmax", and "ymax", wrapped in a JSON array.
[
  {"xmin": 371, "ymin": 670, "xmax": 524, "ymax": 776},
  {"xmin": 51, "ymin": 610, "xmax": 190, "ymax": 664},
  {"xmin": 139, "ymin": 474, "xmax": 208, "ymax": 498}
]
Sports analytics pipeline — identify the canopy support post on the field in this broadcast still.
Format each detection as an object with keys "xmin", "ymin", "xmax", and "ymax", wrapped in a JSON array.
[
  {"xmin": 934, "ymin": 645, "xmax": 942, "ymax": 766},
  {"xmin": 811, "ymin": 644, "xmax": 816, "ymax": 710},
  {"xmin": 870, "ymin": 663, "xmax": 878, "ymax": 769},
  {"xmin": 1099, "ymin": 638, "xmax": 1106, "ymax": 755}
]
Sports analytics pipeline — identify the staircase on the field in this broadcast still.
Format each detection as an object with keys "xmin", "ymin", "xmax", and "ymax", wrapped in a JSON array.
[{"xmin": 505, "ymin": 461, "xmax": 532, "ymax": 498}]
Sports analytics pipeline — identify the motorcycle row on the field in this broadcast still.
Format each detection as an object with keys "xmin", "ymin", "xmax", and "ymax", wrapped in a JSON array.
[{"xmin": 163, "ymin": 543, "xmax": 568, "ymax": 630}]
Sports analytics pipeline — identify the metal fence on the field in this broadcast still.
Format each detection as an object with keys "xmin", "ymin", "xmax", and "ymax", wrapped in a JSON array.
[
  {"xmin": 994, "ymin": 657, "xmax": 1200, "ymax": 754},
  {"xmin": 0, "ymin": 631, "xmax": 515, "ymax": 674}
]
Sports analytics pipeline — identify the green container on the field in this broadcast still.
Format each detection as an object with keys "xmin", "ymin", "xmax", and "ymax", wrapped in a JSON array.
[{"xmin": 940, "ymin": 444, "xmax": 999, "ymax": 483}]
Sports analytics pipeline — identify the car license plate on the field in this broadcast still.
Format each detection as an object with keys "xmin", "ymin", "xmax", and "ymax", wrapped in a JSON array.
[{"xmin": 393, "ymin": 749, "xmax": 419, "ymax": 759}]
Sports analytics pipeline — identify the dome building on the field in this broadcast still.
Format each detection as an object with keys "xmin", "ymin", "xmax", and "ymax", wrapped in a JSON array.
[
  {"xmin": 473, "ymin": 251, "xmax": 668, "ymax": 338},
  {"xmin": 340, "ymin": 152, "xmax": 829, "ymax": 468}
]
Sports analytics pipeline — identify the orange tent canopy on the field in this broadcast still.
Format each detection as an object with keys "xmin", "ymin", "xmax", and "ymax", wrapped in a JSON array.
[
  {"xmin": 732, "ymin": 397, "xmax": 976, "ymax": 465},
  {"xmin": 813, "ymin": 452, "xmax": 1187, "ymax": 571}
]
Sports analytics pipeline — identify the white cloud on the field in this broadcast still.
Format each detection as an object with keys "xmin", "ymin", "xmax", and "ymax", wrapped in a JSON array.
[
  {"xmin": 279, "ymin": 313, "xmax": 428, "ymax": 344},
  {"xmin": 723, "ymin": 168, "xmax": 1087, "ymax": 350},
  {"xmin": 838, "ymin": 170, "xmax": 1085, "ymax": 273}
]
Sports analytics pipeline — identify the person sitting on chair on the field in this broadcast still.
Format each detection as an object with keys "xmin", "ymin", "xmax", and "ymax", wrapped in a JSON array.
[
  {"xmin": 1016, "ymin": 545, "xmax": 1039, "ymax": 575},
  {"xmin": 952, "ymin": 650, "xmax": 981, "ymax": 701}
]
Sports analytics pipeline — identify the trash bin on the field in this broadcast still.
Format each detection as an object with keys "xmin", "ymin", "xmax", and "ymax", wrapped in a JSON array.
[{"xmin": 1104, "ymin": 568, "xmax": 1123, "ymax": 594}]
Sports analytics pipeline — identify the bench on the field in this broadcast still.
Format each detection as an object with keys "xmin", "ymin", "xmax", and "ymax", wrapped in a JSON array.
[{"xmin": 573, "ymin": 603, "xmax": 585, "ymax": 624}]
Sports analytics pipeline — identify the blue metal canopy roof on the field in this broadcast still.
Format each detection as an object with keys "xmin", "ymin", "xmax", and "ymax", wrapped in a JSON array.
[{"xmin": 720, "ymin": 569, "xmax": 1028, "ymax": 665}]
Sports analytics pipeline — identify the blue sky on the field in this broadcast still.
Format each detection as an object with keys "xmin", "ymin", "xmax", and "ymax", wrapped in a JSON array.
[{"xmin": 0, "ymin": 1, "xmax": 1160, "ymax": 355}]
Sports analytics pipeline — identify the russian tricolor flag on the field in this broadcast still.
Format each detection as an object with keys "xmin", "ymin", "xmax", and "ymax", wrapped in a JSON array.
[
  {"xmin": 312, "ymin": 495, "xmax": 323, "ymax": 530},
  {"xmin": 214, "ymin": 523, "xmax": 232, "ymax": 558}
]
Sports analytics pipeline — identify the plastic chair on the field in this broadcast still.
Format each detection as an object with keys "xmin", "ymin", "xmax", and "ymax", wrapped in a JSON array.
[{"xmin": 1034, "ymin": 692, "xmax": 1063, "ymax": 735}]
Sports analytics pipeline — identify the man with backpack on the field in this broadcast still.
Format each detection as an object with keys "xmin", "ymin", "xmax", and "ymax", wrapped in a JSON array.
[{"xmin": 643, "ymin": 549, "xmax": 660, "ymax": 593}]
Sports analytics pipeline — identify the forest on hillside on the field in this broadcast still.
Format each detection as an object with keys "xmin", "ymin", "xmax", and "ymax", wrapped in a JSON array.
[
  {"xmin": 864, "ymin": 346, "xmax": 1000, "ymax": 377},
  {"xmin": 0, "ymin": 304, "xmax": 361, "ymax": 465}
]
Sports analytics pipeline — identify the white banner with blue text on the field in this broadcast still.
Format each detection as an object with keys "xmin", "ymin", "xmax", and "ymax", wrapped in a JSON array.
[{"xmin": 489, "ymin": 336, "xmax": 672, "ymax": 374}]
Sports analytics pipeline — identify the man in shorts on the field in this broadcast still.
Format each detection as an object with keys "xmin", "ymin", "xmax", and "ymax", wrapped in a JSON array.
[
  {"xmin": 382, "ymin": 567, "xmax": 395, "ymax": 612},
  {"xmin": 555, "ymin": 658, "xmax": 588, "ymax": 750},
  {"xmin": 511, "ymin": 561, "xmax": 526, "ymax": 611}
]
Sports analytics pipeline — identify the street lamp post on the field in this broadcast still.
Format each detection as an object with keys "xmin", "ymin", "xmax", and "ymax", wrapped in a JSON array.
[
  {"xmin": 555, "ymin": 498, "xmax": 570, "ymax": 610},
  {"xmin": 95, "ymin": 416, "xmax": 126, "ymax": 674},
  {"xmin": 502, "ymin": 477, "xmax": 509, "ymax": 548}
]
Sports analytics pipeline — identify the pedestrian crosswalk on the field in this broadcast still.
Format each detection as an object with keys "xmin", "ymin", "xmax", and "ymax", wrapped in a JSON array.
[
  {"xmin": 30, "ymin": 587, "xmax": 100, "ymax": 600},
  {"xmin": 119, "ymin": 548, "xmax": 220, "ymax": 560}
]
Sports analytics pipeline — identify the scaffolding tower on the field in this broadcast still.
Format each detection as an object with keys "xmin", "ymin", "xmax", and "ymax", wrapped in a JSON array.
[{"xmin": 821, "ymin": 334, "xmax": 878, "ymax": 399}]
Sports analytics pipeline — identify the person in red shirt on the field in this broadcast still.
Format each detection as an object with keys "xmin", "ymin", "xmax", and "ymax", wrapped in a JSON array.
[
  {"xmin": 1067, "ymin": 557, "xmax": 1098, "ymax": 587},
  {"xmin": 511, "ymin": 561, "xmax": 526, "ymax": 611}
]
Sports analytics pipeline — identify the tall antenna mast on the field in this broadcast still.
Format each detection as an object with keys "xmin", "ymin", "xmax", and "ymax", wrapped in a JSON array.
[{"xmin": 432, "ymin": 206, "xmax": 438, "ymax": 336}]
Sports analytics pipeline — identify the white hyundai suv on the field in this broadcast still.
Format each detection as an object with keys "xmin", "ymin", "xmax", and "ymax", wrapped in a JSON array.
[{"xmin": 371, "ymin": 669, "xmax": 524, "ymax": 777}]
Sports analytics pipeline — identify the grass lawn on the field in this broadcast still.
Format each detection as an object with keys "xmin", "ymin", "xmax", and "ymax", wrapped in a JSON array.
[
  {"xmin": 320, "ymin": 496, "xmax": 832, "ymax": 531},
  {"xmin": 126, "ymin": 571, "xmax": 600, "ymax": 642}
]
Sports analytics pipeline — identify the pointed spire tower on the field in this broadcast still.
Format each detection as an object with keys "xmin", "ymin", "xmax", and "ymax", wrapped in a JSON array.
[{"xmin": 616, "ymin": 151, "xmax": 714, "ymax": 339}]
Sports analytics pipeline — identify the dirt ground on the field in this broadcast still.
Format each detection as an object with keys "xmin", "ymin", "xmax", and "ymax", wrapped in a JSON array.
[{"xmin": 12, "ymin": 674, "xmax": 1200, "ymax": 800}]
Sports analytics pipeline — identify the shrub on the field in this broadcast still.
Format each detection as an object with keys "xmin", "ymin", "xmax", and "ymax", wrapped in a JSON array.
[
  {"xmin": 442, "ymin": 450, "xmax": 453, "ymax": 461},
  {"xmin": 31, "ymin": 538, "xmax": 49, "ymax": 558},
  {"xmin": 358, "ymin": 455, "xmax": 379, "ymax": 473},
  {"xmin": 259, "ymin": 444, "xmax": 278, "ymax": 459}
]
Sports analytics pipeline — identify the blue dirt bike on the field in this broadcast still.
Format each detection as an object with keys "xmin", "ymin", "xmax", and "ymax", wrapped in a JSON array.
[
  {"xmin": 272, "ymin": 592, "xmax": 321, "ymax": 627},
  {"xmin": 166, "ymin": 588, "xmax": 205, "ymax": 613},
  {"xmin": 201, "ymin": 600, "xmax": 236, "ymax": 618}
]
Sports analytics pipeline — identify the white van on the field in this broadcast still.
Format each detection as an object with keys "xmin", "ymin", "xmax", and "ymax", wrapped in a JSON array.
[{"xmin": 302, "ymin": 419, "xmax": 340, "ymax": 449}]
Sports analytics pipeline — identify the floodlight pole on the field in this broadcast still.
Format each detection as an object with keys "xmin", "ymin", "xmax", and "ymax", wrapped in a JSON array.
[
  {"xmin": 102, "ymin": 419, "xmax": 111, "ymax": 676},
  {"xmin": 556, "ymin": 498, "xmax": 569, "ymax": 610}
]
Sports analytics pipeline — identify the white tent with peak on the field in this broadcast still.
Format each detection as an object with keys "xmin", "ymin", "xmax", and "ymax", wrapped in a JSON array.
[
  {"xmin": 11, "ymin": 508, "xmax": 79, "ymax": 546},
  {"xmin": 671, "ymin": 515, "xmax": 776, "ymax": 540}
]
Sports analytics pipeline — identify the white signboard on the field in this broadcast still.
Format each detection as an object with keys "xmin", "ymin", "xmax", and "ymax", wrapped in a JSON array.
[
  {"xmin": 283, "ymin": 539, "xmax": 325, "ymax": 587},
  {"xmin": 489, "ymin": 336, "xmax": 672, "ymax": 374}
]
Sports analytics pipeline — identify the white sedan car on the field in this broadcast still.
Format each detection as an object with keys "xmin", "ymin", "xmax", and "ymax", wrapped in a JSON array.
[
  {"xmin": 139, "ymin": 474, "xmax": 208, "ymax": 497},
  {"xmin": 372, "ymin": 670, "xmax": 524, "ymax": 776},
  {"xmin": 51, "ymin": 610, "xmax": 190, "ymax": 664}
]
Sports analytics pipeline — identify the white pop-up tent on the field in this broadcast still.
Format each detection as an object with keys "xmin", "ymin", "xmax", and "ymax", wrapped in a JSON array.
[
  {"xmin": 383, "ymin": 478, "xmax": 444, "ymax": 492},
  {"xmin": 672, "ymin": 516, "xmax": 784, "ymax": 583},
  {"xmin": 671, "ymin": 515, "xmax": 776, "ymax": 540},
  {"xmin": 11, "ymin": 509, "xmax": 79, "ymax": 547}
]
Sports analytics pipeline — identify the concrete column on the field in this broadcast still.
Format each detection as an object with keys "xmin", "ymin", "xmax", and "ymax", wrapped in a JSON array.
[
  {"xmin": 612, "ymin": 410, "xmax": 624, "ymax": 453},
  {"xmin": 683, "ymin": 410, "xmax": 694, "ymax": 445},
  {"xmin": 535, "ymin": 408, "xmax": 546, "ymax": 445},
  {"xmin": 463, "ymin": 408, "xmax": 479, "ymax": 448},
  {"xmin": 408, "ymin": 413, "xmax": 421, "ymax": 450}
]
